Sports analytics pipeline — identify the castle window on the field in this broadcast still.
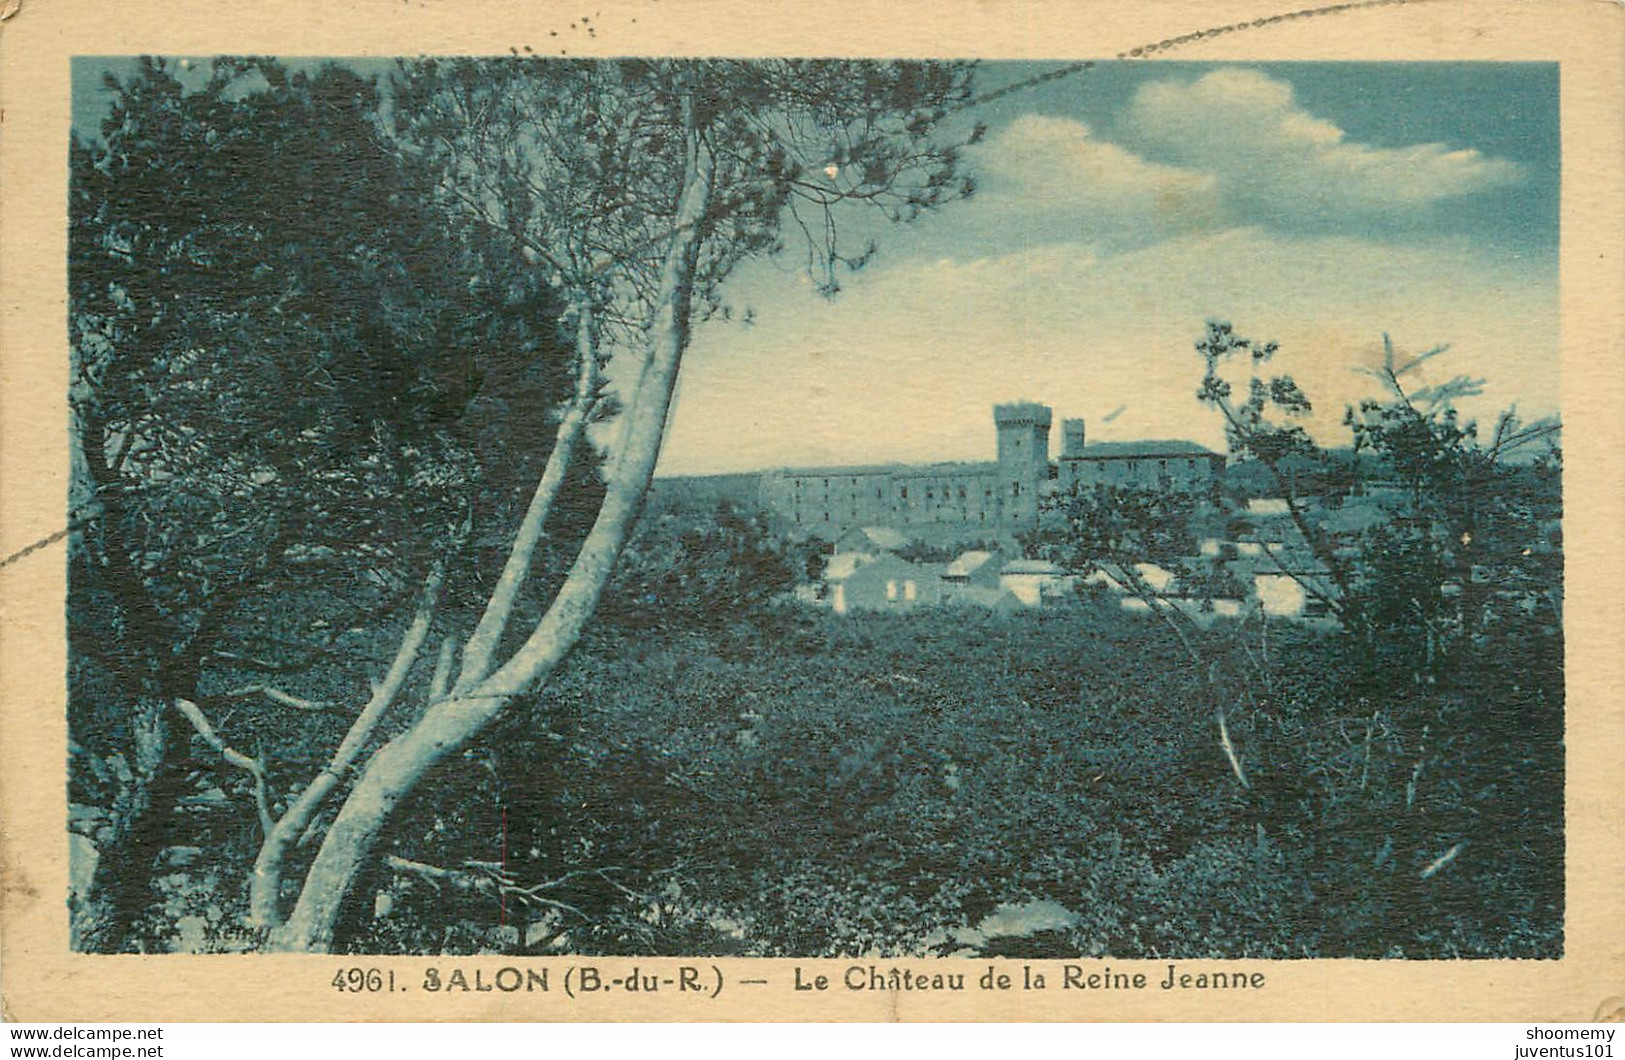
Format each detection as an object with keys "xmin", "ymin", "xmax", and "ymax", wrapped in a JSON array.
[
  {"xmin": 823, "ymin": 512, "xmax": 830, "ymax": 521},
  {"xmin": 901, "ymin": 486, "xmax": 908, "ymax": 499},
  {"xmin": 1012, "ymin": 482, "xmax": 1021, "ymax": 497},
  {"xmin": 877, "ymin": 488, "xmax": 883, "ymax": 499},
  {"xmin": 958, "ymin": 487, "xmax": 966, "ymax": 500},
  {"xmin": 903, "ymin": 580, "xmax": 917, "ymax": 601},
  {"xmin": 886, "ymin": 579, "xmax": 898, "ymax": 601}
]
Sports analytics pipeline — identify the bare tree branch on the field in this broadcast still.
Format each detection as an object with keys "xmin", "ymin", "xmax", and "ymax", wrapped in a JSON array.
[
  {"xmin": 454, "ymin": 301, "xmax": 602, "ymax": 693},
  {"xmin": 427, "ymin": 635, "xmax": 456, "ymax": 703},
  {"xmin": 248, "ymin": 561, "xmax": 445, "ymax": 928},
  {"xmin": 382, "ymin": 855, "xmax": 588, "ymax": 920},
  {"xmin": 218, "ymin": 684, "xmax": 339, "ymax": 714},
  {"xmin": 172, "ymin": 698, "xmax": 275, "ymax": 835}
]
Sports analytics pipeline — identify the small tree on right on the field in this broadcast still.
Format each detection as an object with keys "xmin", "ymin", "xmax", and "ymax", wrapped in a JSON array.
[
  {"xmin": 1196, "ymin": 319, "xmax": 1564, "ymax": 955},
  {"xmin": 1196, "ymin": 319, "xmax": 1561, "ymax": 671}
]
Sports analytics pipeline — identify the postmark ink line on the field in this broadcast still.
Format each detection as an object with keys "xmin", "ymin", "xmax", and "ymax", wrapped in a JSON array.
[
  {"xmin": 0, "ymin": 509, "xmax": 100, "ymax": 571},
  {"xmin": 19, "ymin": 0, "xmax": 1426, "ymax": 577}
]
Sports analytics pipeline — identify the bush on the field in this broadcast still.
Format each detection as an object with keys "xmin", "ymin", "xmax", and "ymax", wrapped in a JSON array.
[{"xmin": 337, "ymin": 604, "xmax": 1560, "ymax": 958}]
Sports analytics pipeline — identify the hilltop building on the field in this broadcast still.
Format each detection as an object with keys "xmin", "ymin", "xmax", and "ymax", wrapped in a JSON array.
[
  {"xmin": 760, "ymin": 403, "xmax": 1223, "ymax": 539},
  {"xmin": 759, "ymin": 401, "xmax": 1052, "ymax": 536},
  {"xmin": 1056, "ymin": 416, "xmax": 1228, "ymax": 494}
]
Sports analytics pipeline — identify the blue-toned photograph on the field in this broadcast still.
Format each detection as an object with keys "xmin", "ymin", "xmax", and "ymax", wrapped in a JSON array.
[{"xmin": 66, "ymin": 57, "xmax": 1561, "ymax": 957}]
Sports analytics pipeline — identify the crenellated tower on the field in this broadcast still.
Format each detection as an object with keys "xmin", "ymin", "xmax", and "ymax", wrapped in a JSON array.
[
  {"xmin": 994, "ymin": 402, "xmax": 1051, "ymax": 527},
  {"xmin": 1061, "ymin": 418, "xmax": 1086, "ymax": 458},
  {"xmin": 995, "ymin": 402, "xmax": 1052, "ymax": 475}
]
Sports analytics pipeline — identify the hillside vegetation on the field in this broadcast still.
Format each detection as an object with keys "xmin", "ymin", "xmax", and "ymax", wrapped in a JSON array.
[{"xmin": 346, "ymin": 600, "xmax": 1562, "ymax": 958}]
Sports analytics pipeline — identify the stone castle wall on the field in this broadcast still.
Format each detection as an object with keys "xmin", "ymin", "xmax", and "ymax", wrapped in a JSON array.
[{"xmin": 759, "ymin": 403, "xmax": 1222, "ymax": 538}]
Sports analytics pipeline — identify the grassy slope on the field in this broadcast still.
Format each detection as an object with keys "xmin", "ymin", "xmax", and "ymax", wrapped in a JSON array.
[{"xmin": 365, "ymin": 603, "xmax": 1560, "ymax": 959}]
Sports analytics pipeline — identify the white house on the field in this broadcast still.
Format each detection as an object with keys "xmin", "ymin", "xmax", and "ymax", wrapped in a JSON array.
[
  {"xmin": 1132, "ymin": 562, "xmax": 1177, "ymax": 593},
  {"xmin": 1242, "ymin": 542, "xmax": 1337, "ymax": 619},
  {"xmin": 999, "ymin": 558, "xmax": 1071, "ymax": 607},
  {"xmin": 834, "ymin": 525, "xmax": 913, "ymax": 555},
  {"xmin": 823, "ymin": 553, "xmax": 944, "ymax": 615},
  {"xmin": 943, "ymin": 549, "xmax": 998, "ymax": 583},
  {"xmin": 1253, "ymin": 572, "xmax": 1309, "ymax": 616},
  {"xmin": 1247, "ymin": 497, "xmax": 1291, "ymax": 517}
]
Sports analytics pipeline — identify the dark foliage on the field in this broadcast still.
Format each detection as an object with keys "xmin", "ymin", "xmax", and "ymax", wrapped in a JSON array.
[
  {"xmin": 66, "ymin": 57, "xmax": 597, "ymax": 950},
  {"xmin": 345, "ymin": 603, "xmax": 1559, "ymax": 958},
  {"xmin": 601, "ymin": 501, "xmax": 811, "ymax": 631}
]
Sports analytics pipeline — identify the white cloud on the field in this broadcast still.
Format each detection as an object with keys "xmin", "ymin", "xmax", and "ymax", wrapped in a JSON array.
[
  {"xmin": 649, "ymin": 73, "xmax": 1545, "ymax": 475},
  {"xmin": 906, "ymin": 242, "xmax": 1101, "ymax": 293},
  {"xmin": 976, "ymin": 115, "xmax": 1220, "ymax": 239},
  {"xmin": 919, "ymin": 72, "xmax": 1524, "ymax": 259},
  {"xmin": 1124, "ymin": 69, "xmax": 1523, "ymax": 221},
  {"xmin": 658, "ymin": 229, "xmax": 1556, "ymax": 475}
]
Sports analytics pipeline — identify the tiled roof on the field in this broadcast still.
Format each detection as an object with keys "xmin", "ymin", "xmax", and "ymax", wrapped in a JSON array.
[
  {"xmin": 1001, "ymin": 558, "xmax": 1066, "ymax": 576},
  {"xmin": 889, "ymin": 462, "xmax": 1001, "ymax": 479},
  {"xmin": 823, "ymin": 553, "xmax": 868, "ymax": 581},
  {"xmin": 944, "ymin": 550, "xmax": 996, "ymax": 577},
  {"xmin": 1228, "ymin": 547, "xmax": 1331, "ymax": 578},
  {"xmin": 853, "ymin": 526, "xmax": 912, "ymax": 550},
  {"xmin": 766, "ymin": 461, "xmax": 1000, "ymax": 478},
  {"xmin": 1060, "ymin": 440, "xmax": 1220, "ymax": 459}
]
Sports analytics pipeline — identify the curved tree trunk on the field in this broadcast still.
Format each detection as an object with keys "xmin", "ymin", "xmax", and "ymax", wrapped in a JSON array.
[
  {"xmin": 268, "ymin": 127, "xmax": 716, "ymax": 953},
  {"xmin": 267, "ymin": 705, "xmax": 489, "ymax": 951},
  {"xmin": 248, "ymin": 566, "xmax": 443, "ymax": 927},
  {"xmin": 454, "ymin": 307, "xmax": 601, "ymax": 694}
]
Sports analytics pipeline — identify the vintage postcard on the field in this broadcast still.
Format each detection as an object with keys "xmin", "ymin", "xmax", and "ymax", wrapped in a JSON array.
[{"xmin": 1, "ymin": 0, "xmax": 1621, "ymax": 1024}]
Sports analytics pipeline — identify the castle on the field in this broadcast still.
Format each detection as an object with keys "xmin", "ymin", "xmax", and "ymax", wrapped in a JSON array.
[{"xmin": 759, "ymin": 403, "xmax": 1225, "ymax": 538}]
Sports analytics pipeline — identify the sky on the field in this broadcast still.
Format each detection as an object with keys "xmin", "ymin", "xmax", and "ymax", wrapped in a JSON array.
[
  {"xmin": 656, "ymin": 62, "xmax": 1559, "ymax": 475},
  {"xmin": 73, "ymin": 59, "xmax": 1561, "ymax": 478}
]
